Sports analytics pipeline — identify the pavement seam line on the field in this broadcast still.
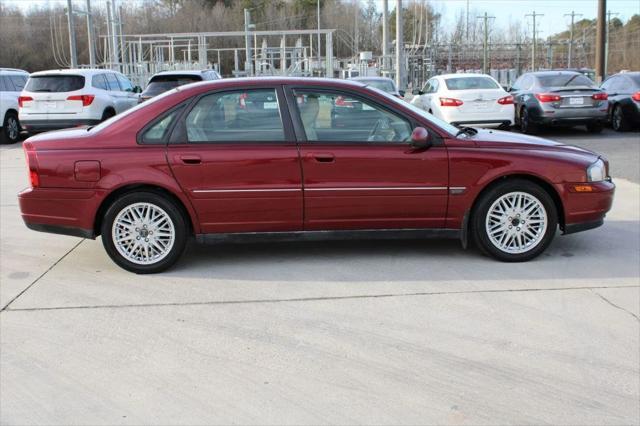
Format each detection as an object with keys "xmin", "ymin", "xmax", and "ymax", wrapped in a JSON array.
[
  {"xmin": 590, "ymin": 289, "xmax": 640, "ymax": 323},
  {"xmin": 3, "ymin": 284, "xmax": 638, "ymax": 313},
  {"xmin": 0, "ymin": 239, "xmax": 85, "ymax": 312}
]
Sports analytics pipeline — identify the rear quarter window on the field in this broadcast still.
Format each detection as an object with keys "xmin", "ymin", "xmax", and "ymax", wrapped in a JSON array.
[{"xmin": 25, "ymin": 75, "xmax": 85, "ymax": 92}]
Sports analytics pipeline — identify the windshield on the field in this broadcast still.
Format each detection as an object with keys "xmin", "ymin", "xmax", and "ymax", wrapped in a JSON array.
[
  {"xmin": 26, "ymin": 75, "xmax": 85, "ymax": 92},
  {"xmin": 360, "ymin": 79, "xmax": 396, "ymax": 93},
  {"xmin": 366, "ymin": 86, "xmax": 459, "ymax": 136},
  {"xmin": 143, "ymin": 75, "xmax": 202, "ymax": 97},
  {"xmin": 89, "ymin": 87, "xmax": 182, "ymax": 133},
  {"xmin": 444, "ymin": 76, "xmax": 499, "ymax": 90},
  {"xmin": 537, "ymin": 74, "xmax": 594, "ymax": 88}
]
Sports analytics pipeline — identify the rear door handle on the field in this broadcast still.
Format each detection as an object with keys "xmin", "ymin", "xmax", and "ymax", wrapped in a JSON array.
[
  {"xmin": 308, "ymin": 153, "xmax": 335, "ymax": 163},
  {"xmin": 178, "ymin": 155, "xmax": 201, "ymax": 165}
]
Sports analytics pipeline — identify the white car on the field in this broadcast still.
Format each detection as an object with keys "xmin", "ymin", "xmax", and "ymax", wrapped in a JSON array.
[
  {"xmin": 410, "ymin": 73, "xmax": 514, "ymax": 129},
  {"xmin": 19, "ymin": 69, "xmax": 140, "ymax": 134},
  {"xmin": 140, "ymin": 69, "xmax": 221, "ymax": 102},
  {"xmin": 0, "ymin": 68, "xmax": 29, "ymax": 143}
]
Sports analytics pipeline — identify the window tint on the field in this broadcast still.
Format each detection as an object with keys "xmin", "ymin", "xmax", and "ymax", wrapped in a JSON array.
[
  {"xmin": 92, "ymin": 74, "xmax": 108, "ymax": 90},
  {"xmin": 104, "ymin": 73, "xmax": 121, "ymax": 91},
  {"xmin": 143, "ymin": 75, "xmax": 201, "ymax": 97},
  {"xmin": 0, "ymin": 76, "xmax": 12, "ymax": 91},
  {"xmin": 9, "ymin": 75, "xmax": 27, "ymax": 91},
  {"xmin": 141, "ymin": 106, "xmax": 184, "ymax": 144},
  {"xmin": 185, "ymin": 89, "xmax": 285, "ymax": 143},
  {"xmin": 25, "ymin": 75, "xmax": 85, "ymax": 92},
  {"xmin": 628, "ymin": 74, "xmax": 640, "ymax": 87},
  {"xmin": 431, "ymin": 79, "xmax": 439, "ymax": 92},
  {"xmin": 116, "ymin": 74, "xmax": 133, "ymax": 92},
  {"xmin": 444, "ymin": 76, "xmax": 499, "ymax": 90},
  {"xmin": 537, "ymin": 73, "xmax": 594, "ymax": 88},
  {"xmin": 294, "ymin": 90, "xmax": 412, "ymax": 143}
]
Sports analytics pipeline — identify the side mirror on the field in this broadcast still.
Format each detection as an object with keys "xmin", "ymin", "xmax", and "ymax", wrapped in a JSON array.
[
  {"xmin": 134, "ymin": 86, "xmax": 142, "ymax": 94},
  {"xmin": 410, "ymin": 127, "xmax": 431, "ymax": 150},
  {"xmin": 398, "ymin": 90, "xmax": 405, "ymax": 97}
]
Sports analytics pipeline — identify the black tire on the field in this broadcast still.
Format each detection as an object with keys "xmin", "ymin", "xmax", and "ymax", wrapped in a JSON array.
[
  {"xmin": 1, "ymin": 111, "xmax": 21, "ymax": 144},
  {"xmin": 471, "ymin": 179, "xmax": 558, "ymax": 262},
  {"xmin": 101, "ymin": 108, "xmax": 116, "ymax": 122},
  {"xmin": 101, "ymin": 191, "xmax": 188, "ymax": 273},
  {"xmin": 586, "ymin": 122, "xmax": 603, "ymax": 133},
  {"xmin": 611, "ymin": 104, "xmax": 630, "ymax": 132},
  {"xmin": 519, "ymin": 107, "xmax": 538, "ymax": 135}
]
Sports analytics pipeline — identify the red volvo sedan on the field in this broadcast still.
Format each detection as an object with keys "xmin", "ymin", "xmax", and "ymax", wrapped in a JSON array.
[{"xmin": 18, "ymin": 77, "xmax": 614, "ymax": 273}]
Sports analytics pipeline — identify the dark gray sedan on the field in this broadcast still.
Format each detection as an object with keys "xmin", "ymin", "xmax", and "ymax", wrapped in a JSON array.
[
  {"xmin": 600, "ymin": 72, "xmax": 640, "ymax": 132},
  {"xmin": 510, "ymin": 71, "xmax": 608, "ymax": 134}
]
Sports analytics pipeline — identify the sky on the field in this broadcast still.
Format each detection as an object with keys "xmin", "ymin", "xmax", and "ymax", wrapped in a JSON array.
[{"xmin": 3, "ymin": 0, "xmax": 640, "ymax": 38}]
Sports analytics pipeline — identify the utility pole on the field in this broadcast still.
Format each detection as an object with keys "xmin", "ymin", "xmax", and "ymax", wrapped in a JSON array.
[
  {"xmin": 354, "ymin": 0, "xmax": 359, "ymax": 54},
  {"xmin": 564, "ymin": 11, "xmax": 582, "ymax": 68},
  {"xmin": 477, "ymin": 12, "xmax": 495, "ymax": 74},
  {"xmin": 395, "ymin": 0, "xmax": 403, "ymax": 91},
  {"xmin": 85, "ymin": 0, "xmax": 96, "ymax": 67},
  {"xmin": 66, "ymin": 0, "xmax": 78, "ymax": 68},
  {"xmin": 244, "ymin": 8, "xmax": 252, "ymax": 75},
  {"xmin": 382, "ymin": 0, "xmax": 388, "ymax": 72},
  {"xmin": 317, "ymin": 0, "xmax": 321, "ymax": 65},
  {"xmin": 595, "ymin": 0, "xmax": 606, "ymax": 83},
  {"xmin": 466, "ymin": 0, "xmax": 470, "ymax": 42},
  {"xmin": 605, "ymin": 9, "xmax": 618, "ymax": 76},
  {"xmin": 109, "ymin": 0, "xmax": 120, "ymax": 71},
  {"xmin": 525, "ymin": 11, "xmax": 543, "ymax": 71}
]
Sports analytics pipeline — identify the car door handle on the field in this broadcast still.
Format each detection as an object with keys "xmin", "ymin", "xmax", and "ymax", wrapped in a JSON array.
[
  {"xmin": 178, "ymin": 155, "xmax": 201, "ymax": 165},
  {"xmin": 308, "ymin": 153, "xmax": 335, "ymax": 163}
]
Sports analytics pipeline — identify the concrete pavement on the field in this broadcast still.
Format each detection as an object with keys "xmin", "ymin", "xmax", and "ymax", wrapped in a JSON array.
[{"xmin": 1, "ymin": 131, "xmax": 638, "ymax": 425}]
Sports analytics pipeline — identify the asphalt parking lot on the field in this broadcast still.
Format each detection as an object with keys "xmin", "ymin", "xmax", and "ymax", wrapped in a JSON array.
[{"xmin": 1, "ymin": 128, "xmax": 638, "ymax": 425}]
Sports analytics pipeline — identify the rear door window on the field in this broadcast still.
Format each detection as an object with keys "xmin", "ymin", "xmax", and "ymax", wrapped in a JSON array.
[
  {"xmin": 104, "ymin": 73, "xmax": 121, "ymax": 91},
  {"xmin": 92, "ymin": 74, "xmax": 108, "ymax": 90},
  {"xmin": 25, "ymin": 75, "xmax": 85, "ymax": 92},
  {"xmin": 184, "ymin": 88, "xmax": 286, "ymax": 143}
]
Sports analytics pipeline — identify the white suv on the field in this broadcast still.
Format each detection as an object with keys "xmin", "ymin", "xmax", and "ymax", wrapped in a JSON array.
[
  {"xmin": 19, "ymin": 69, "xmax": 140, "ymax": 134},
  {"xmin": 1, "ymin": 68, "xmax": 29, "ymax": 143}
]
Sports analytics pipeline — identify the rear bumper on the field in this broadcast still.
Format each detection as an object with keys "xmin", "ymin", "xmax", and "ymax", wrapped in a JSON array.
[
  {"xmin": 532, "ymin": 106, "xmax": 608, "ymax": 126},
  {"xmin": 557, "ymin": 180, "xmax": 615, "ymax": 234},
  {"xmin": 18, "ymin": 187, "xmax": 99, "ymax": 238},
  {"xmin": 20, "ymin": 119, "xmax": 101, "ymax": 133}
]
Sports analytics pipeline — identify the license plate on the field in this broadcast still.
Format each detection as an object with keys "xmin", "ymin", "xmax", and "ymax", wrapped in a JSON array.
[
  {"xmin": 569, "ymin": 97, "xmax": 584, "ymax": 105},
  {"xmin": 47, "ymin": 101, "xmax": 57, "ymax": 109}
]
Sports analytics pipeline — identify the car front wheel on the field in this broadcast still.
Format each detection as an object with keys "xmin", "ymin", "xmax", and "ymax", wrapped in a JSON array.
[
  {"xmin": 101, "ymin": 191, "xmax": 188, "ymax": 273},
  {"xmin": 519, "ymin": 108, "xmax": 538, "ymax": 135},
  {"xmin": 472, "ymin": 180, "xmax": 558, "ymax": 262}
]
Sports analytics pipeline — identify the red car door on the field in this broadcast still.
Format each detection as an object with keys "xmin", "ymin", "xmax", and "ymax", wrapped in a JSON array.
[
  {"xmin": 167, "ymin": 86, "xmax": 303, "ymax": 234},
  {"xmin": 289, "ymin": 87, "xmax": 449, "ymax": 231}
]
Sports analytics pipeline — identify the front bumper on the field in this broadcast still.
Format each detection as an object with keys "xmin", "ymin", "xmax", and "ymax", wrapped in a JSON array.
[
  {"xmin": 18, "ymin": 187, "xmax": 99, "ymax": 238},
  {"xmin": 20, "ymin": 119, "xmax": 101, "ymax": 133},
  {"xmin": 557, "ymin": 180, "xmax": 615, "ymax": 235}
]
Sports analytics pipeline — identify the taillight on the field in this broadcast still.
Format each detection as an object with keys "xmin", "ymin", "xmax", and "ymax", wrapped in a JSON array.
[
  {"xmin": 67, "ymin": 94, "xmax": 95, "ymax": 107},
  {"xmin": 632, "ymin": 91, "xmax": 640, "ymax": 102},
  {"xmin": 23, "ymin": 141, "xmax": 39, "ymax": 188},
  {"xmin": 591, "ymin": 92, "xmax": 608, "ymax": 101},
  {"xmin": 535, "ymin": 93, "xmax": 562, "ymax": 103},
  {"xmin": 440, "ymin": 97, "xmax": 463, "ymax": 107},
  {"xmin": 497, "ymin": 95, "xmax": 514, "ymax": 105},
  {"xmin": 18, "ymin": 96, "xmax": 33, "ymax": 108}
]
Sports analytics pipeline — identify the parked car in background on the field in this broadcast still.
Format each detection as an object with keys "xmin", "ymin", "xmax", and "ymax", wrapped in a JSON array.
[
  {"xmin": 139, "ymin": 70, "xmax": 221, "ymax": 102},
  {"xmin": 599, "ymin": 71, "xmax": 640, "ymax": 132},
  {"xmin": 19, "ymin": 69, "xmax": 140, "ymax": 134},
  {"xmin": 19, "ymin": 78, "xmax": 614, "ymax": 273},
  {"xmin": 0, "ymin": 68, "xmax": 29, "ymax": 143},
  {"xmin": 511, "ymin": 71, "xmax": 608, "ymax": 134},
  {"xmin": 410, "ymin": 73, "xmax": 514, "ymax": 129},
  {"xmin": 348, "ymin": 76, "xmax": 403, "ymax": 98}
]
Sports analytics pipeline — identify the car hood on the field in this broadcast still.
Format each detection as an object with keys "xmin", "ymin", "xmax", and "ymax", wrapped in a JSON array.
[{"xmin": 470, "ymin": 128, "xmax": 599, "ymax": 157}]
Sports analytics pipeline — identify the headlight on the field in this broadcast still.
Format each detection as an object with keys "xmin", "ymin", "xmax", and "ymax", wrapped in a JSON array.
[{"xmin": 587, "ymin": 159, "xmax": 606, "ymax": 182}]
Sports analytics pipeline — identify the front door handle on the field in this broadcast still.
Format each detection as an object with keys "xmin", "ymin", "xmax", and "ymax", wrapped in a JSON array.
[
  {"xmin": 179, "ymin": 155, "xmax": 201, "ymax": 165},
  {"xmin": 309, "ymin": 153, "xmax": 335, "ymax": 163}
]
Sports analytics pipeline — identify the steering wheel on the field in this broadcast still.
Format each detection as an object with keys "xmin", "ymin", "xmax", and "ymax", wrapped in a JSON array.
[{"xmin": 367, "ymin": 118, "xmax": 390, "ymax": 142}]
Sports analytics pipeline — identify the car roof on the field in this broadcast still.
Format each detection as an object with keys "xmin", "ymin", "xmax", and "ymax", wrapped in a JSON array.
[
  {"xmin": 179, "ymin": 76, "xmax": 368, "ymax": 92},
  {"xmin": 155, "ymin": 70, "xmax": 212, "ymax": 76},
  {"xmin": 29, "ymin": 68, "xmax": 121, "ymax": 77},
  {"xmin": 0, "ymin": 68, "xmax": 29, "ymax": 75},
  {"xmin": 435, "ymin": 73, "xmax": 495, "ymax": 79},
  {"xmin": 349, "ymin": 76, "xmax": 394, "ymax": 82},
  {"xmin": 526, "ymin": 70, "xmax": 582, "ymax": 77}
]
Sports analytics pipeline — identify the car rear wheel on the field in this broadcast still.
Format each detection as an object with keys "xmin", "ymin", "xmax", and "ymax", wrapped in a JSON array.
[
  {"xmin": 472, "ymin": 180, "xmax": 557, "ymax": 262},
  {"xmin": 1, "ymin": 112, "xmax": 20, "ymax": 144},
  {"xmin": 101, "ymin": 192, "xmax": 188, "ymax": 273},
  {"xmin": 519, "ymin": 108, "xmax": 538, "ymax": 135},
  {"xmin": 611, "ymin": 104, "xmax": 630, "ymax": 132},
  {"xmin": 101, "ymin": 109, "xmax": 115, "ymax": 122}
]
